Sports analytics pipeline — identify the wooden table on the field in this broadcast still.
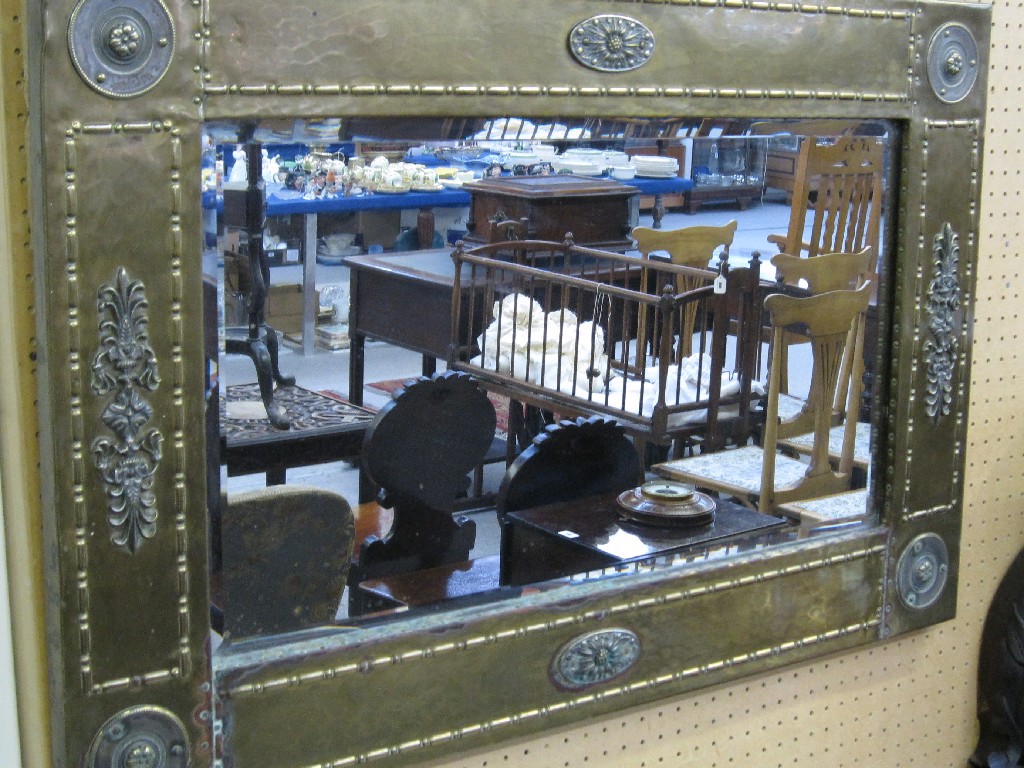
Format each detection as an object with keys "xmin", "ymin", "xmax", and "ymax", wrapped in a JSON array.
[
  {"xmin": 344, "ymin": 249, "xmax": 491, "ymax": 406},
  {"xmin": 501, "ymin": 491, "xmax": 788, "ymax": 586},
  {"xmin": 220, "ymin": 384, "xmax": 376, "ymax": 493}
]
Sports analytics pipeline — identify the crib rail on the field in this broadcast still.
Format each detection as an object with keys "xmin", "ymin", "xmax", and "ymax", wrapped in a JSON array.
[{"xmin": 449, "ymin": 239, "xmax": 766, "ymax": 451}]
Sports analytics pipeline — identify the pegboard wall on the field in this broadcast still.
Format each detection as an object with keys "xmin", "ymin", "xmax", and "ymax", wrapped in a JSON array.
[{"xmin": 419, "ymin": 3, "xmax": 1024, "ymax": 767}]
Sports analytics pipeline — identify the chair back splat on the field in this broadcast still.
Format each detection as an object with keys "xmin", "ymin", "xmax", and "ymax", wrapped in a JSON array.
[
  {"xmin": 767, "ymin": 136, "xmax": 884, "ymax": 263},
  {"xmin": 760, "ymin": 283, "xmax": 872, "ymax": 509},
  {"xmin": 770, "ymin": 247, "xmax": 875, "ymax": 421},
  {"xmin": 349, "ymin": 371, "xmax": 497, "ymax": 615},
  {"xmin": 632, "ymin": 221, "xmax": 738, "ymax": 360},
  {"xmin": 220, "ymin": 485, "xmax": 355, "ymax": 640}
]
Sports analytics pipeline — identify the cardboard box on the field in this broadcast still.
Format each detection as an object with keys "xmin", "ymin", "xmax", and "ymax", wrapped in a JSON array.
[
  {"xmin": 355, "ymin": 209, "xmax": 401, "ymax": 251},
  {"xmin": 266, "ymin": 283, "xmax": 319, "ymax": 335},
  {"xmin": 225, "ymin": 283, "xmax": 319, "ymax": 336}
]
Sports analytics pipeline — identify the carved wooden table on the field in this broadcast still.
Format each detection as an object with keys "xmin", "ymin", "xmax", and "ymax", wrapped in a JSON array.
[{"xmin": 220, "ymin": 383, "xmax": 376, "ymax": 488}]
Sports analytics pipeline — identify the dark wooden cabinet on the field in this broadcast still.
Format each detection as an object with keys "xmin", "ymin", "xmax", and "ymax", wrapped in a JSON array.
[{"xmin": 463, "ymin": 175, "xmax": 638, "ymax": 250}]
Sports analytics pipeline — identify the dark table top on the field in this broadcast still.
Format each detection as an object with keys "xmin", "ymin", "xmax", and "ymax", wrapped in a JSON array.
[
  {"xmin": 220, "ymin": 384, "xmax": 376, "ymax": 448},
  {"xmin": 506, "ymin": 490, "xmax": 788, "ymax": 564}
]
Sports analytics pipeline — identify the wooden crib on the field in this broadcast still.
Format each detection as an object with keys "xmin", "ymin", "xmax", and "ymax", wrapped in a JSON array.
[{"xmin": 448, "ymin": 238, "xmax": 767, "ymax": 456}]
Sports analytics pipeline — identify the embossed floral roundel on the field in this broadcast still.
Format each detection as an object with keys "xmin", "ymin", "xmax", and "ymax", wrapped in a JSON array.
[{"xmin": 569, "ymin": 15, "xmax": 655, "ymax": 73}]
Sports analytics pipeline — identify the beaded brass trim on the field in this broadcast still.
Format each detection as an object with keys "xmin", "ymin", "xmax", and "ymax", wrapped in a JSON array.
[
  {"xmin": 198, "ymin": 0, "xmax": 912, "ymax": 100},
  {"xmin": 292, "ymin": 618, "xmax": 881, "ymax": 768},
  {"xmin": 900, "ymin": 119, "xmax": 979, "ymax": 523},
  {"xmin": 65, "ymin": 121, "xmax": 191, "ymax": 693},
  {"xmin": 228, "ymin": 542, "xmax": 885, "ymax": 696}
]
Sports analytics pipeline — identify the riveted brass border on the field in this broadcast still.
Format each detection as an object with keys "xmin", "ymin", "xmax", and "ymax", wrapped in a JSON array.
[
  {"xmin": 25, "ymin": 0, "xmax": 990, "ymax": 765},
  {"xmin": 899, "ymin": 119, "xmax": 980, "ymax": 525},
  {"xmin": 59, "ymin": 122, "xmax": 195, "ymax": 697}
]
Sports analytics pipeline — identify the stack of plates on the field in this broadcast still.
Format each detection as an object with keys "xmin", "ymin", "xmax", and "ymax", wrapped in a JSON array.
[
  {"xmin": 630, "ymin": 155, "xmax": 680, "ymax": 178},
  {"xmin": 551, "ymin": 157, "xmax": 605, "ymax": 176}
]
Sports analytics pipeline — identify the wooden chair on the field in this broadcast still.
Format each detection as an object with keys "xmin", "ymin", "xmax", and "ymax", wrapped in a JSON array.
[
  {"xmin": 770, "ymin": 247, "xmax": 875, "ymax": 425},
  {"xmin": 653, "ymin": 282, "xmax": 872, "ymax": 514},
  {"xmin": 766, "ymin": 136, "xmax": 884, "ymax": 263},
  {"xmin": 349, "ymin": 371, "xmax": 497, "ymax": 614},
  {"xmin": 632, "ymin": 220, "xmax": 737, "ymax": 360},
  {"xmin": 217, "ymin": 485, "xmax": 355, "ymax": 640},
  {"xmin": 770, "ymin": 252, "xmax": 876, "ymax": 475},
  {"xmin": 632, "ymin": 221, "xmax": 765, "ymax": 455}
]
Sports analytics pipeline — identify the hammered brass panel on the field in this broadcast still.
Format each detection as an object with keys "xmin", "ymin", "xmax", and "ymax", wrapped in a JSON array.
[
  {"xmin": 899, "ymin": 122, "xmax": 981, "ymax": 522},
  {"xmin": 218, "ymin": 531, "xmax": 887, "ymax": 768},
  {"xmin": 18, "ymin": 0, "xmax": 991, "ymax": 765},
  {"xmin": 203, "ymin": 0, "xmax": 915, "ymax": 120}
]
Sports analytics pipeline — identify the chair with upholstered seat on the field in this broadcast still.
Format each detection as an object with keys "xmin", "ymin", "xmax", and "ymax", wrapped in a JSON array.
[
  {"xmin": 766, "ymin": 136, "xmax": 884, "ymax": 263},
  {"xmin": 653, "ymin": 282, "xmax": 872, "ymax": 514},
  {"xmin": 769, "ymin": 249, "xmax": 874, "ymax": 476}
]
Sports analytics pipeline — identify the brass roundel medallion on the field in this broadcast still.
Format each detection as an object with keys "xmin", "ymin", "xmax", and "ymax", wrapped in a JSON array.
[
  {"xmin": 68, "ymin": 0, "xmax": 175, "ymax": 98},
  {"xmin": 568, "ymin": 15, "xmax": 655, "ymax": 73},
  {"xmin": 550, "ymin": 628, "xmax": 641, "ymax": 690},
  {"xmin": 896, "ymin": 532, "xmax": 949, "ymax": 610},
  {"xmin": 926, "ymin": 22, "xmax": 979, "ymax": 104},
  {"xmin": 86, "ymin": 705, "xmax": 189, "ymax": 768}
]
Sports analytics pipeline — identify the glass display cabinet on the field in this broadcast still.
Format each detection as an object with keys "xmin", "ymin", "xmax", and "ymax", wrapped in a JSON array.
[{"xmin": 687, "ymin": 135, "xmax": 769, "ymax": 213}]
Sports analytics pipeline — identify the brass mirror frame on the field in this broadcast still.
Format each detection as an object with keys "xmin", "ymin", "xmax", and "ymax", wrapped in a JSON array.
[{"xmin": 26, "ymin": 0, "xmax": 988, "ymax": 765}]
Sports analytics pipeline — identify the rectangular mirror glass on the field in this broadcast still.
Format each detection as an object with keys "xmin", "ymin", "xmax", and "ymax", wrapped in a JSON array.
[{"xmin": 206, "ymin": 114, "xmax": 895, "ymax": 645}]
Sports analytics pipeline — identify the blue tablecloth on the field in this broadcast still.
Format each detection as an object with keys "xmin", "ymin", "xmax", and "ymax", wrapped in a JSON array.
[{"xmin": 203, "ymin": 175, "xmax": 692, "ymax": 215}]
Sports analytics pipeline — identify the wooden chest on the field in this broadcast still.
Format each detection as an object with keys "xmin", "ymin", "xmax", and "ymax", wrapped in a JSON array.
[{"xmin": 463, "ymin": 175, "xmax": 638, "ymax": 250}]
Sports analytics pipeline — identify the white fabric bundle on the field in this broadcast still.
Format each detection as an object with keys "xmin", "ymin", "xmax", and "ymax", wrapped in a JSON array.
[{"xmin": 469, "ymin": 293, "xmax": 608, "ymax": 394}]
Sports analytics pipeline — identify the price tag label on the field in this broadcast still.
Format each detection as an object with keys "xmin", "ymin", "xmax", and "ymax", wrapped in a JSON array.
[{"xmin": 714, "ymin": 275, "xmax": 727, "ymax": 294}]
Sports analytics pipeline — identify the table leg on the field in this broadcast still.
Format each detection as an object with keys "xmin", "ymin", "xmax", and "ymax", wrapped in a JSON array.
[
  {"xmin": 301, "ymin": 212, "xmax": 318, "ymax": 356},
  {"xmin": 421, "ymin": 354, "xmax": 437, "ymax": 378},
  {"xmin": 350, "ymin": 333, "xmax": 366, "ymax": 407},
  {"xmin": 417, "ymin": 207, "xmax": 436, "ymax": 249},
  {"xmin": 652, "ymin": 193, "xmax": 666, "ymax": 229}
]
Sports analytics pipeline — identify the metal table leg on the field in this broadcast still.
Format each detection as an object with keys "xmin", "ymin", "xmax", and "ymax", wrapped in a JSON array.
[{"xmin": 301, "ymin": 212, "xmax": 318, "ymax": 356}]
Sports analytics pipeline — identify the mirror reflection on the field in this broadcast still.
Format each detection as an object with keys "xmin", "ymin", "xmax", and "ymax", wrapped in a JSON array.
[{"xmin": 203, "ymin": 115, "xmax": 894, "ymax": 646}]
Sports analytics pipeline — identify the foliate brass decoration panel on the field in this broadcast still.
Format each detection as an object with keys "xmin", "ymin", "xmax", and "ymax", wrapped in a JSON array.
[
  {"xmin": 901, "ymin": 120, "xmax": 979, "ymax": 523},
  {"xmin": 924, "ymin": 223, "xmax": 961, "ymax": 425},
  {"xmin": 568, "ymin": 15, "xmax": 654, "ymax": 73},
  {"xmin": 91, "ymin": 267, "xmax": 162, "ymax": 554},
  {"xmin": 62, "ymin": 122, "xmax": 193, "ymax": 696},
  {"xmin": 550, "ymin": 628, "xmax": 642, "ymax": 690},
  {"xmin": 926, "ymin": 22, "xmax": 979, "ymax": 104},
  {"xmin": 67, "ymin": 0, "xmax": 175, "ymax": 98},
  {"xmin": 896, "ymin": 533, "xmax": 949, "ymax": 610},
  {"xmin": 86, "ymin": 705, "xmax": 189, "ymax": 768}
]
